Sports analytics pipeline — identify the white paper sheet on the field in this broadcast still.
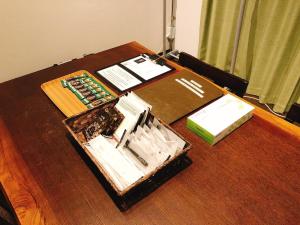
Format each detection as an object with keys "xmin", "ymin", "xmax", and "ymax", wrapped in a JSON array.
[
  {"xmin": 86, "ymin": 135, "xmax": 143, "ymax": 191},
  {"xmin": 96, "ymin": 65, "xmax": 142, "ymax": 91},
  {"xmin": 121, "ymin": 55, "xmax": 171, "ymax": 80}
]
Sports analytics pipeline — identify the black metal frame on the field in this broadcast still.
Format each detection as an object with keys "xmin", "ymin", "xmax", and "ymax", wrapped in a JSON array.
[
  {"xmin": 286, "ymin": 103, "xmax": 300, "ymax": 124},
  {"xmin": 178, "ymin": 52, "xmax": 248, "ymax": 97}
]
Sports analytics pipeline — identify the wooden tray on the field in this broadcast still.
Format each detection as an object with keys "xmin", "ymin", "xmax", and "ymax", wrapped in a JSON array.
[{"xmin": 41, "ymin": 70, "xmax": 117, "ymax": 117}]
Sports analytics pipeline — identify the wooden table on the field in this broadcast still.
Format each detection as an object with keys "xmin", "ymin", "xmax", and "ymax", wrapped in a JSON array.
[{"xmin": 1, "ymin": 42, "xmax": 300, "ymax": 225}]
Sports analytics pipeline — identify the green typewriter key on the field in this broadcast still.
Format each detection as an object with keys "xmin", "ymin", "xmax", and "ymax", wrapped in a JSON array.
[
  {"xmin": 74, "ymin": 90, "xmax": 85, "ymax": 100},
  {"xmin": 67, "ymin": 84, "xmax": 77, "ymax": 93},
  {"xmin": 61, "ymin": 79, "xmax": 68, "ymax": 88},
  {"xmin": 81, "ymin": 98, "xmax": 90, "ymax": 105},
  {"xmin": 94, "ymin": 93, "xmax": 103, "ymax": 99},
  {"xmin": 86, "ymin": 104, "xmax": 93, "ymax": 109}
]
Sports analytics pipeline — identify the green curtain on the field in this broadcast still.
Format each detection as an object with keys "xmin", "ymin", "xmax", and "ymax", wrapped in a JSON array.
[
  {"xmin": 199, "ymin": 0, "xmax": 241, "ymax": 70},
  {"xmin": 198, "ymin": 0, "xmax": 300, "ymax": 113}
]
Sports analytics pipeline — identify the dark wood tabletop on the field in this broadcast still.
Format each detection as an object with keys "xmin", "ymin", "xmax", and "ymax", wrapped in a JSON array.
[{"xmin": 1, "ymin": 42, "xmax": 300, "ymax": 225}]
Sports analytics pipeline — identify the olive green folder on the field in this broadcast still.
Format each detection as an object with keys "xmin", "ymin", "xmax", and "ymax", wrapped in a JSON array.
[{"xmin": 135, "ymin": 69, "xmax": 223, "ymax": 124}]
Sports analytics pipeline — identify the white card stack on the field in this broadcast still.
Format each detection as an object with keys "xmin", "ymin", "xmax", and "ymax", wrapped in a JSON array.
[{"xmin": 83, "ymin": 92, "xmax": 186, "ymax": 192}]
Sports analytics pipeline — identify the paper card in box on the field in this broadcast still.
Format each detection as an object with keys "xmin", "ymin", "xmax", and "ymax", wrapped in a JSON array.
[{"xmin": 63, "ymin": 93, "xmax": 191, "ymax": 210}]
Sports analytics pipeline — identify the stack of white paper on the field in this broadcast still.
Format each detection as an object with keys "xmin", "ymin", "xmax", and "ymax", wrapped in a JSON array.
[
  {"xmin": 85, "ymin": 135, "xmax": 143, "ymax": 191},
  {"xmin": 114, "ymin": 92, "xmax": 151, "ymax": 140},
  {"xmin": 187, "ymin": 94, "xmax": 254, "ymax": 145},
  {"xmin": 81, "ymin": 93, "xmax": 187, "ymax": 192},
  {"xmin": 119, "ymin": 119, "xmax": 185, "ymax": 175}
]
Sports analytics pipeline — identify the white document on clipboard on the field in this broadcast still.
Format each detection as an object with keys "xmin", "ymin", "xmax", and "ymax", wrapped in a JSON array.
[
  {"xmin": 121, "ymin": 55, "xmax": 171, "ymax": 80},
  {"xmin": 97, "ymin": 65, "xmax": 142, "ymax": 91}
]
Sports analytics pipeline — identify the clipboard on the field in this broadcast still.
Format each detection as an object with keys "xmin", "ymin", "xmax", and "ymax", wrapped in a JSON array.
[{"xmin": 95, "ymin": 53, "xmax": 174, "ymax": 92}]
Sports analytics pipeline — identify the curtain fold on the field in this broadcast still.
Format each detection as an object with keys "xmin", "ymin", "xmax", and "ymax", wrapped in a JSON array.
[
  {"xmin": 199, "ymin": 0, "xmax": 241, "ymax": 70},
  {"xmin": 233, "ymin": 0, "xmax": 258, "ymax": 80},
  {"xmin": 198, "ymin": 0, "xmax": 300, "ymax": 113}
]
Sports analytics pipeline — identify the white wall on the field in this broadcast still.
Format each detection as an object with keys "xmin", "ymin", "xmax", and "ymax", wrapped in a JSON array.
[
  {"xmin": 175, "ymin": 0, "xmax": 202, "ymax": 57},
  {"xmin": 0, "ymin": 0, "xmax": 170, "ymax": 83}
]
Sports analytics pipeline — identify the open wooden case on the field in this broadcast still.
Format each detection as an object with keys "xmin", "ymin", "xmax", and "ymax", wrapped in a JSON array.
[{"xmin": 63, "ymin": 97, "xmax": 192, "ymax": 210}]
